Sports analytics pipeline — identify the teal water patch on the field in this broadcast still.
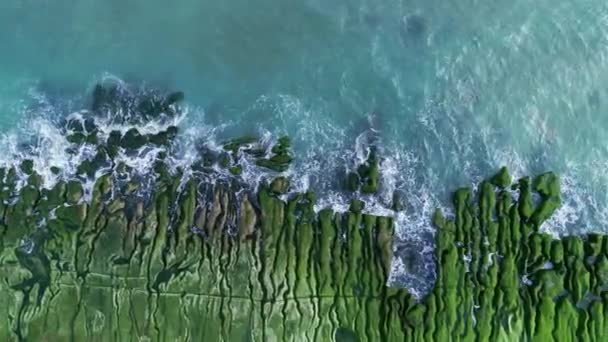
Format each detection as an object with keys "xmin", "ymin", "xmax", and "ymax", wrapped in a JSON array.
[{"xmin": 1, "ymin": 0, "xmax": 608, "ymax": 295}]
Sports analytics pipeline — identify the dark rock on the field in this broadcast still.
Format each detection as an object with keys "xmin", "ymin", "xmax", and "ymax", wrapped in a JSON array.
[
  {"xmin": 20, "ymin": 160, "xmax": 34, "ymax": 175},
  {"xmin": 120, "ymin": 128, "xmax": 148, "ymax": 150},
  {"xmin": 67, "ymin": 133, "xmax": 87, "ymax": 145},
  {"xmin": 392, "ymin": 190, "xmax": 407, "ymax": 212},
  {"xmin": 106, "ymin": 130, "xmax": 122, "ymax": 158},
  {"xmin": 403, "ymin": 14, "xmax": 426, "ymax": 37},
  {"xmin": 66, "ymin": 119, "xmax": 84, "ymax": 133},
  {"xmin": 149, "ymin": 126, "xmax": 178, "ymax": 146},
  {"xmin": 84, "ymin": 118, "xmax": 97, "ymax": 133},
  {"xmin": 345, "ymin": 172, "xmax": 361, "ymax": 192}
]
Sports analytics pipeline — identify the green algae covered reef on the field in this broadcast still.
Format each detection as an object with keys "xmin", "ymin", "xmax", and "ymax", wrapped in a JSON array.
[
  {"xmin": 0, "ymin": 87, "xmax": 606, "ymax": 341},
  {"xmin": 2, "ymin": 161, "xmax": 605, "ymax": 342}
]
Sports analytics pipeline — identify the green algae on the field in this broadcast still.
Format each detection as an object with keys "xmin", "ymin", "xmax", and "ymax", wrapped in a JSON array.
[
  {"xmin": 0, "ymin": 163, "xmax": 605, "ymax": 341},
  {"xmin": 491, "ymin": 166, "xmax": 512, "ymax": 188},
  {"xmin": 255, "ymin": 136, "xmax": 294, "ymax": 172},
  {"xmin": 229, "ymin": 165, "xmax": 243, "ymax": 176},
  {"xmin": 0, "ymin": 165, "xmax": 405, "ymax": 341}
]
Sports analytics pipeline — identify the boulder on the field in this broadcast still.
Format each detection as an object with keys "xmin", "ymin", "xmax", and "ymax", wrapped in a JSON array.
[{"xmin": 20, "ymin": 160, "xmax": 34, "ymax": 175}]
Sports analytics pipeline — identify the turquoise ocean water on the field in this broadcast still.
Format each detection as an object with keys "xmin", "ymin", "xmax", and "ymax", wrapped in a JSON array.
[{"xmin": 1, "ymin": 0, "xmax": 608, "ymax": 296}]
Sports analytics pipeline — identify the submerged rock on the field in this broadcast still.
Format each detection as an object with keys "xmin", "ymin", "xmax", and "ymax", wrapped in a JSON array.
[
  {"xmin": 223, "ymin": 136, "xmax": 258, "ymax": 152},
  {"xmin": 148, "ymin": 126, "xmax": 178, "ymax": 145},
  {"xmin": 164, "ymin": 91, "xmax": 184, "ymax": 106},
  {"xmin": 92, "ymin": 83, "xmax": 183, "ymax": 122},
  {"xmin": 402, "ymin": 14, "xmax": 426, "ymax": 38},
  {"xmin": 345, "ymin": 171, "xmax": 360, "ymax": 192}
]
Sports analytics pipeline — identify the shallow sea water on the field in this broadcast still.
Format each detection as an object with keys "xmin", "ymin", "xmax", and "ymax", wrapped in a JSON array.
[{"xmin": 1, "ymin": 0, "xmax": 608, "ymax": 296}]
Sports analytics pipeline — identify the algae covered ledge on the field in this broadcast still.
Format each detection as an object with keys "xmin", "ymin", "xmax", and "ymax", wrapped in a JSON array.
[{"xmin": 0, "ymin": 86, "xmax": 604, "ymax": 341}]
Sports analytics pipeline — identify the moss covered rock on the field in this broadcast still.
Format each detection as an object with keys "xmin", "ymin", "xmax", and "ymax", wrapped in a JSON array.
[
  {"xmin": 490, "ymin": 166, "xmax": 511, "ymax": 188},
  {"xmin": 256, "ymin": 136, "xmax": 294, "ymax": 172},
  {"xmin": 270, "ymin": 176, "xmax": 290, "ymax": 194}
]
